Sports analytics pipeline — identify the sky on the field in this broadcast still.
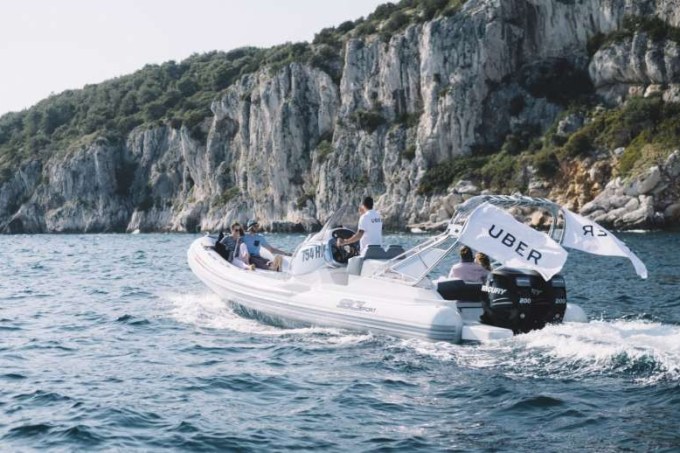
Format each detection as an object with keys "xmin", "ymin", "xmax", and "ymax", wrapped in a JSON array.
[{"xmin": 0, "ymin": 0, "xmax": 386, "ymax": 115}]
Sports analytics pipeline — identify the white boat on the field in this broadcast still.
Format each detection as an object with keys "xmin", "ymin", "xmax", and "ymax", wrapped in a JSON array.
[{"xmin": 188, "ymin": 195, "xmax": 646, "ymax": 343}]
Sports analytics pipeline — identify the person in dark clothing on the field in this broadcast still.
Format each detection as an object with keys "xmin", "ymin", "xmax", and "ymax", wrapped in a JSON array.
[{"xmin": 217, "ymin": 222, "xmax": 255, "ymax": 270}]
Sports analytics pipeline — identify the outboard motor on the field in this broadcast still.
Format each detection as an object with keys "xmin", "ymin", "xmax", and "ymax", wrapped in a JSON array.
[{"xmin": 481, "ymin": 267, "xmax": 567, "ymax": 333}]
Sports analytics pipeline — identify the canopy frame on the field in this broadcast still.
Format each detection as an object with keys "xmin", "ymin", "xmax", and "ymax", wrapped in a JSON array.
[{"xmin": 371, "ymin": 195, "xmax": 566, "ymax": 286}]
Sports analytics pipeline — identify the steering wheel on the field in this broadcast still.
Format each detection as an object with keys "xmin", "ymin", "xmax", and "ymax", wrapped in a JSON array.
[{"xmin": 329, "ymin": 228, "xmax": 360, "ymax": 264}]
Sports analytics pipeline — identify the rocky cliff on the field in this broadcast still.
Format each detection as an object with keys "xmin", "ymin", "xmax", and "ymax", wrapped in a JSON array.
[{"xmin": 2, "ymin": 0, "xmax": 680, "ymax": 233}]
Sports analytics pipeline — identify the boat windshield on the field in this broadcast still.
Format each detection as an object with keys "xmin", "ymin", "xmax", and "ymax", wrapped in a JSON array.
[{"xmin": 307, "ymin": 206, "xmax": 359, "ymax": 243}]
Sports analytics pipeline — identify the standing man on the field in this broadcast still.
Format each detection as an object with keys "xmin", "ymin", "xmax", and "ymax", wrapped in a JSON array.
[{"xmin": 337, "ymin": 196, "xmax": 382, "ymax": 256}]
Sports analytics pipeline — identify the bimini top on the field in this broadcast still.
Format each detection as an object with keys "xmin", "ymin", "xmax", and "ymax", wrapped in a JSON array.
[
  {"xmin": 447, "ymin": 195, "xmax": 565, "ymax": 243},
  {"xmin": 372, "ymin": 194, "xmax": 647, "ymax": 286}
]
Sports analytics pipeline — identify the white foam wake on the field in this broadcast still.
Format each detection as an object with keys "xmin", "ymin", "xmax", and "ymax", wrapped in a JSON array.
[
  {"xmin": 512, "ymin": 320, "xmax": 680, "ymax": 383},
  {"xmin": 396, "ymin": 320, "xmax": 680, "ymax": 384},
  {"xmin": 162, "ymin": 291, "xmax": 373, "ymax": 345},
  {"xmin": 165, "ymin": 291, "xmax": 269, "ymax": 332},
  {"xmin": 165, "ymin": 294, "xmax": 680, "ymax": 382}
]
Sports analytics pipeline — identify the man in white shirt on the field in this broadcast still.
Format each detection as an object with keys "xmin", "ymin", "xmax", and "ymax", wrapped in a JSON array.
[{"xmin": 337, "ymin": 196, "xmax": 382, "ymax": 255}]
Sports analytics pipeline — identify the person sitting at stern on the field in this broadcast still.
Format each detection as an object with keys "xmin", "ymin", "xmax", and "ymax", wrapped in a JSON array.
[
  {"xmin": 448, "ymin": 246, "xmax": 489, "ymax": 282},
  {"xmin": 475, "ymin": 252, "xmax": 492, "ymax": 272}
]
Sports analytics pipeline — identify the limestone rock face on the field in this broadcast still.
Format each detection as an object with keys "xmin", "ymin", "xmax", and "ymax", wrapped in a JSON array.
[
  {"xmin": 590, "ymin": 32, "xmax": 680, "ymax": 103},
  {"xmin": 580, "ymin": 150, "xmax": 680, "ymax": 229},
  {"xmin": 2, "ymin": 142, "xmax": 130, "ymax": 233},
  {"xmin": 1, "ymin": 0, "xmax": 680, "ymax": 233}
]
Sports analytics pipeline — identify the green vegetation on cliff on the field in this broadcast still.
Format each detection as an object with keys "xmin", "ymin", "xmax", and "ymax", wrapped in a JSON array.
[
  {"xmin": 416, "ymin": 13, "xmax": 680, "ymax": 196},
  {"xmin": 0, "ymin": 46, "xmax": 325, "ymax": 168},
  {"xmin": 418, "ymin": 95, "xmax": 680, "ymax": 195},
  {"xmin": 0, "ymin": 48, "xmax": 254, "ymax": 167},
  {"xmin": 314, "ymin": 0, "xmax": 467, "ymax": 44},
  {"xmin": 0, "ymin": 0, "xmax": 467, "ymax": 177},
  {"xmin": 588, "ymin": 16, "xmax": 680, "ymax": 56},
  {"xmin": 3, "ymin": 2, "xmax": 679, "ymax": 206},
  {"xmin": 566, "ymin": 97, "xmax": 680, "ymax": 176}
]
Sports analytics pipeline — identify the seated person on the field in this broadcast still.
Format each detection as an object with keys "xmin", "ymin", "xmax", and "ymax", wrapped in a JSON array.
[
  {"xmin": 220, "ymin": 222, "xmax": 255, "ymax": 270},
  {"xmin": 448, "ymin": 246, "xmax": 489, "ymax": 282},
  {"xmin": 475, "ymin": 252, "xmax": 492, "ymax": 271},
  {"xmin": 337, "ymin": 196, "xmax": 382, "ymax": 256},
  {"xmin": 242, "ymin": 219, "xmax": 291, "ymax": 270}
]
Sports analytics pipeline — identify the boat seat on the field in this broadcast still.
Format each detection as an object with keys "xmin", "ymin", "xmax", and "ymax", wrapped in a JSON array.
[
  {"xmin": 348, "ymin": 245, "xmax": 406, "ymax": 276},
  {"xmin": 363, "ymin": 244, "xmax": 406, "ymax": 260},
  {"xmin": 436, "ymin": 279, "xmax": 483, "ymax": 302},
  {"xmin": 387, "ymin": 245, "xmax": 406, "ymax": 257}
]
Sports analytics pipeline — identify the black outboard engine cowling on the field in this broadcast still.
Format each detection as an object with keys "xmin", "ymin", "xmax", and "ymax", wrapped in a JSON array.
[{"xmin": 481, "ymin": 267, "xmax": 567, "ymax": 333}]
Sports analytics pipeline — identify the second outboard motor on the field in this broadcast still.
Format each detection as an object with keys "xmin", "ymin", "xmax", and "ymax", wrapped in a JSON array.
[{"xmin": 481, "ymin": 267, "xmax": 567, "ymax": 333}]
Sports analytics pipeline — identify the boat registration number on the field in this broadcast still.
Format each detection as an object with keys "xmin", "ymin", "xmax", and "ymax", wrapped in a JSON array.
[{"xmin": 301, "ymin": 245, "xmax": 324, "ymax": 262}]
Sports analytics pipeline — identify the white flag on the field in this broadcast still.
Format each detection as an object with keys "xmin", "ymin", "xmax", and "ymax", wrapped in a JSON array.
[
  {"xmin": 458, "ymin": 203, "xmax": 568, "ymax": 280},
  {"xmin": 562, "ymin": 209, "xmax": 648, "ymax": 279}
]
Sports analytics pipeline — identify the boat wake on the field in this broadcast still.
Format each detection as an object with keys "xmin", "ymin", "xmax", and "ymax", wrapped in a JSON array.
[
  {"xmin": 508, "ymin": 320, "xmax": 680, "ymax": 384},
  {"xmin": 399, "ymin": 320, "xmax": 680, "ymax": 384},
  {"xmin": 164, "ymin": 291, "xmax": 372, "ymax": 345},
  {"xmin": 165, "ymin": 292, "xmax": 679, "ymax": 383}
]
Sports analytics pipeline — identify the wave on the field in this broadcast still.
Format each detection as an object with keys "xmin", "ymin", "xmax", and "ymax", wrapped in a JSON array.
[
  {"xmin": 3, "ymin": 423, "xmax": 54, "ymax": 440},
  {"xmin": 510, "ymin": 320, "xmax": 680, "ymax": 383},
  {"xmin": 400, "ymin": 319, "xmax": 680, "ymax": 384},
  {"xmin": 115, "ymin": 314, "xmax": 151, "ymax": 326},
  {"xmin": 2, "ymin": 423, "xmax": 104, "ymax": 448}
]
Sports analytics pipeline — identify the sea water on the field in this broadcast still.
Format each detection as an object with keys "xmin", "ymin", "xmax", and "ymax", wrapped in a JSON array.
[{"xmin": 1, "ymin": 232, "xmax": 679, "ymax": 451}]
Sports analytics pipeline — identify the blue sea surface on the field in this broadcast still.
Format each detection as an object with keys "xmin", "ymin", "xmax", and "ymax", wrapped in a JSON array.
[{"xmin": 1, "ymin": 232, "xmax": 679, "ymax": 451}]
